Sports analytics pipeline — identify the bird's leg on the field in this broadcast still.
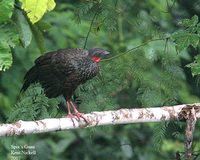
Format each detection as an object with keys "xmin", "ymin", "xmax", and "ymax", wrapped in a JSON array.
[
  {"xmin": 69, "ymin": 100, "xmax": 88, "ymax": 123},
  {"xmin": 65, "ymin": 101, "xmax": 75, "ymax": 126},
  {"xmin": 67, "ymin": 101, "xmax": 72, "ymax": 115}
]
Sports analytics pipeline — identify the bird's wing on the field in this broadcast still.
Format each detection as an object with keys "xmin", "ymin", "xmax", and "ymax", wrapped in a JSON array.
[
  {"xmin": 34, "ymin": 51, "xmax": 64, "ymax": 97},
  {"xmin": 34, "ymin": 48, "xmax": 88, "ymax": 97}
]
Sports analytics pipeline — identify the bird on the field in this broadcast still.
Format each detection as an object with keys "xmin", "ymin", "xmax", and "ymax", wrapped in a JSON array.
[{"xmin": 21, "ymin": 48, "xmax": 109, "ymax": 122}]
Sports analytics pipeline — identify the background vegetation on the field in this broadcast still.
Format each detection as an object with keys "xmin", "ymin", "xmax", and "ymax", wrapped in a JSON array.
[{"xmin": 0, "ymin": 0, "xmax": 200, "ymax": 159}]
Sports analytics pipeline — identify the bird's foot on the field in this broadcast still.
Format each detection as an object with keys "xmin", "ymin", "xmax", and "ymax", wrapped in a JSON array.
[
  {"xmin": 66, "ymin": 113, "xmax": 76, "ymax": 126},
  {"xmin": 73, "ymin": 111, "xmax": 89, "ymax": 124},
  {"xmin": 65, "ymin": 112, "xmax": 88, "ymax": 126},
  {"xmin": 66, "ymin": 100, "xmax": 89, "ymax": 125}
]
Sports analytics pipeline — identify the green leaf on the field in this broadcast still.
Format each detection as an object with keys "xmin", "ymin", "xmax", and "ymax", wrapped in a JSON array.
[
  {"xmin": 47, "ymin": 0, "xmax": 56, "ymax": 11},
  {"xmin": 0, "ymin": 42, "xmax": 12, "ymax": 71},
  {"xmin": 15, "ymin": 10, "xmax": 32, "ymax": 48},
  {"xmin": 186, "ymin": 55, "xmax": 200, "ymax": 76},
  {"xmin": 0, "ymin": 24, "xmax": 19, "ymax": 71},
  {"xmin": 191, "ymin": 15, "xmax": 199, "ymax": 26},
  {"xmin": 19, "ymin": 0, "xmax": 56, "ymax": 24},
  {"xmin": 171, "ymin": 31, "xmax": 199, "ymax": 52},
  {"xmin": 0, "ymin": 0, "xmax": 14, "ymax": 23},
  {"xmin": 0, "ymin": 24, "xmax": 19, "ymax": 48},
  {"xmin": 179, "ymin": 15, "xmax": 199, "ymax": 28}
]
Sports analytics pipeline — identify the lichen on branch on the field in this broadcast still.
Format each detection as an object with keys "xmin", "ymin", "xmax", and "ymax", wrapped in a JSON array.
[{"xmin": 0, "ymin": 103, "xmax": 200, "ymax": 137}]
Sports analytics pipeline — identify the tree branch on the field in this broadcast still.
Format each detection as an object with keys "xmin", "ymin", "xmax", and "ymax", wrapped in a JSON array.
[
  {"xmin": 184, "ymin": 107, "xmax": 197, "ymax": 160},
  {"xmin": 0, "ymin": 103, "xmax": 200, "ymax": 137}
]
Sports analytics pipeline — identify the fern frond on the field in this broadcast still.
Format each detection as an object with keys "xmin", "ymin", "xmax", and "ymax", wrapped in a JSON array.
[{"xmin": 7, "ymin": 83, "xmax": 59, "ymax": 122}]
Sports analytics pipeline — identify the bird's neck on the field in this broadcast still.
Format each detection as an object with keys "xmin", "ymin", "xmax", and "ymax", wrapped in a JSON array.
[{"xmin": 91, "ymin": 56, "xmax": 101, "ymax": 63}]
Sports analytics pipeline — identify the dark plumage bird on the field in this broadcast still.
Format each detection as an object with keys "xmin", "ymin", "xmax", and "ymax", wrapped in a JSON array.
[{"xmin": 21, "ymin": 48, "xmax": 109, "ymax": 121}]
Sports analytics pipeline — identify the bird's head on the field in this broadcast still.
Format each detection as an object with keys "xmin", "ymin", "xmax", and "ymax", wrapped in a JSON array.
[{"xmin": 88, "ymin": 48, "xmax": 110, "ymax": 63}]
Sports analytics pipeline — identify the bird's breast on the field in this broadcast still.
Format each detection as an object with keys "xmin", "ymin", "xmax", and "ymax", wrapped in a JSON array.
[{"xmin": 79, "ymin": 62, "xmax": 99, "ymax": 83}]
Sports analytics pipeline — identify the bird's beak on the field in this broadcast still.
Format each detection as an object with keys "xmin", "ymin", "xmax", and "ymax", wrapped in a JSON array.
[
  {"xmin": 104, "ymin": 51, "xmax": 110, "ymax": 55},
  {"xmin": 102, "ymin": 51, "xmax": 110, "ymax": 58}
]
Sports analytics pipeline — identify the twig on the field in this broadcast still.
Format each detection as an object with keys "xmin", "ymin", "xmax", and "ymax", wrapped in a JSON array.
[
  {"xmin": 164, "ymin": 37, "xmax": 169, "ymax": 54},
  {"xmin": 83, "ymin": 11, "xmax": 98, "ymax": 49},
  {"xmin": 102, "ymin": 38, "xmax": 167, "ymax": 62},
  {"xmin": 0, "ymin": 103, "xmax": 200, "ymax": 137}
]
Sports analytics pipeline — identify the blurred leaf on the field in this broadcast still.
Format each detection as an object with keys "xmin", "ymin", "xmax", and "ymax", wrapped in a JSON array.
[
  {"xmin": 0, "ymin": 41, "xmax": 12, "ymax": 71},
  {"xmin": 47, "ymin": 0, "xmax": 56, "ymax": 11},
  {"xmin": 161, "ymin": 139, "xmax": 183, "ymax": 151},
  {"xmin": 171, "ymin": 31, "xmax": 199, "ymax": 52},
  {"xmin": 31, "ymin": 24, "xmax": 46, "ymax": 53},
  {"xmin": 0, "ymin": 23, "xmax": 19, "ymax": 71},
  {"xmin": 0, "ymin": 0, "xmax": 14, "ymax": 23},
  {"xmin": 34, "ymin": 141, "xmax": 52, "ymax": 160},
  {"xmin": 36, "ymin": 21, "xmax": 52, "ymax": 32},
  {"xmin": 15, "ymin": 10, "xmax": 32, "ymax": 48},
  {"xmin": 153, "ymin": 122, "xmax": 169, "ymax": 150},
  {"xmin": 0, "ymin": 24, "xmax": 19, "ymax": 48},
  {"xmin": 48, "ymin": 137, "xmax": 76, "ymax": 154},
  {"xmin": 19, "ymin": 0, "xmax": 56, "ymax": 24},
  {"xmin": 120, "ymin": 136, "xmax": 133, "ymax": 158},
  {"xmin": 179, "ymin": 15, "xmax": 198, "ymax": 28},
  {"xmin": 186, "ymin": 55, "xmax": 200, "ymax": 76},
  {"xmin": 0, "ymin": 93, "xmax": 11, "ymax": 110}
]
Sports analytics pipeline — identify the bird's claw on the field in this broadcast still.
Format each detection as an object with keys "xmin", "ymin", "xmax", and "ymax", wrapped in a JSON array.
[
  {"xmin": 66, "ymin": 112, "xmax": 88, "ymax": 126},
  {"xmin": 73, "ymin": 112, "xmax": 88, "ymax": 124},
  {"xmin": 66, "ymin": 113, "xmax": 76, "ymax": 126}
]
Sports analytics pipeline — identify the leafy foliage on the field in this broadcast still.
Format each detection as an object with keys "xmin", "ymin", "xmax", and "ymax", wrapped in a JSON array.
[
  {"xmin": 186, "ymin": 55, "xmax": 200, "ymax": 76},
  {"xmin": 8, "ymin": 83, "xmax": 59, "ymax": 122},
  {"xmin": 0, "ymin": 0, "xmax": 55, "ymax": 71},
  {"xmin": 0, "ymin": 0, "xmax": 14, "ymax": 23},
  {"xmin": 172, "ymin": 31, "xmax": 199, "ymax": 52},
  {"xmin": 153, "ymin": 122, "xmax": 169, "ymax": 150},
  {"xmin": 0, "ymin": 23, "xmax": 19, "ymax": 71},
  {"xmin": 171, "ymin": 15, "xmax": 200, "ymax": 52},
  {"xmin": 74, "ymin": 1, "xmax": 119, "ymax": 34},
  {"xmin": 171, "ymin": 15, "xmax": 200, "ymax": 76}
]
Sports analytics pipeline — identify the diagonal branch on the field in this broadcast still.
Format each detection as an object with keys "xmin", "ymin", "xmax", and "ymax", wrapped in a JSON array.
[
  {"xmin": 83, "ymin": 10, "xmax": 98, "ymax": 49},
  {"xmin": 184, "ymin": 107, "xmax": 197, "ymax": 160},
  {"xmin": 0, "ymin": 103, "xmax": 200, "ymax": 137},
  {"xmin": 102, "ymin": 38, "xmax": 166, "ymax": 62}
]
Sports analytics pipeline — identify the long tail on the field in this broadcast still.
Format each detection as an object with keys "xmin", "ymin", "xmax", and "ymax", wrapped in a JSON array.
[{"xmin": 21, "ymin": 66, "xmax": 38, "ymax": 92}]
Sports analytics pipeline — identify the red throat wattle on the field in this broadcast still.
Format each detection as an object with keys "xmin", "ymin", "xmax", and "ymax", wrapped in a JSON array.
[{"xmin": 92, "ymin": 56, "xmax": 101, "ymax": 62}]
